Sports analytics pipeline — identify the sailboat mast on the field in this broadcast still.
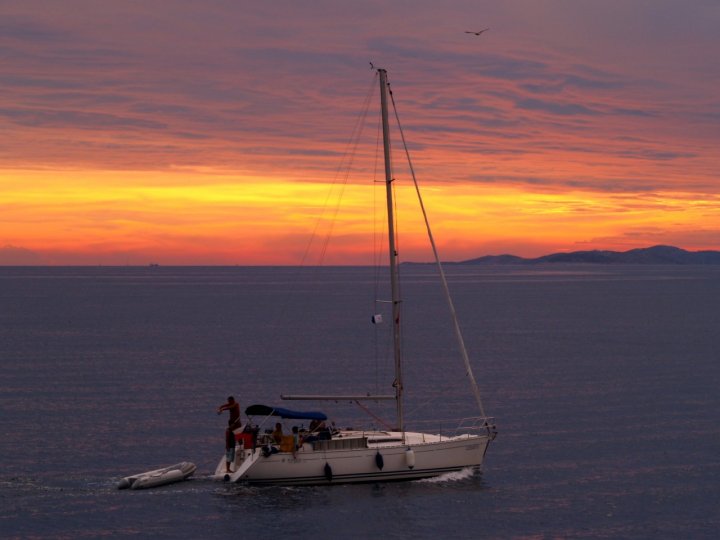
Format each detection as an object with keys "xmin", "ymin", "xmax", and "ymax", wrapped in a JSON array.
[{"xmin": 378, "ymin": 69, "xmax": 404, "ymax": 433}]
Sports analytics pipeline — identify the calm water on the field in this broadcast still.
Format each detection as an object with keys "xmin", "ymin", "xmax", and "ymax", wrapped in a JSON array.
[{"xmin": 1, "ymin": 265, "xmax": 719, "ymax": 538}]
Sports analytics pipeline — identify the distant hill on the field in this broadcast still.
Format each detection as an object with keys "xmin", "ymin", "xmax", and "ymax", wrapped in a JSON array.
[{"xmin": 459, "ymin": 245, "xmax": 720, "ymax": 265}]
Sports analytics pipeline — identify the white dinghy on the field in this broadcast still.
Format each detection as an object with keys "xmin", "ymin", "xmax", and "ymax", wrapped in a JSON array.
[{"xmin": 118, "ymin": 461, "xmax": 196, "ymax": 490}]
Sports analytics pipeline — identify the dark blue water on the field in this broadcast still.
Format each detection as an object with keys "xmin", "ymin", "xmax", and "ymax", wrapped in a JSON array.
[{"xmin": 1, "ymin": 265, "xmax": 719, "ymax": 538}]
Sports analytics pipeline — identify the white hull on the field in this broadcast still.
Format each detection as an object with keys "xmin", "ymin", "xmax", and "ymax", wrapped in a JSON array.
[
  {"xmin": 118, "ymin": 461, "xmax": 196, "ymax": 490},
  {"xmin": 214, "ymin": 430, "xmax": 490, "ymax": 486}
]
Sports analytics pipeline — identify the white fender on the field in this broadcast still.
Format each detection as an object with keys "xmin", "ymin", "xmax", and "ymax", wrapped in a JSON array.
[{"xmin": 405, "ymin": 447, "xmax": 415, "ymax": 469}]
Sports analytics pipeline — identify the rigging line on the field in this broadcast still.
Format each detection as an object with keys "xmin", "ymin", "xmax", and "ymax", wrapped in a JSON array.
[
  {"xmin": 298, "ymin": 72, "xmax": 378, "ymax": 267},
  {"xmin": 372, "ymin": 101, "xmax": 392, "ymax": 395},
  {"xmin": 372, "ymin": 111, "xmax": 383, "ymax": 394},
  {"xmin": 391, "ymin": 172, "xmax": 407, "ymax": 378},
  {"xmin": 405, "ymin": 373, "xmax": 478, "ymax": 418},
  {"xmin": 315, "ymin": 73, "xmax": 378, "ymax": 265},
  {"xmin": 269, "ymin": 74, "xmax": 377, "ymax": 354},
  {"xmin": 381, "ymin": 83, "xmax": 405, "ymax": 382},
  {"xmin": 354, "ymin": 400, "xmax": 394, "ymax": 431},
  {"xmin": 372, "ymin": 113, "xmax": 385, "ymax": 275},
  {"xmin": 388, "ymin": 83, "xmax": 488, "ymax": 419}
]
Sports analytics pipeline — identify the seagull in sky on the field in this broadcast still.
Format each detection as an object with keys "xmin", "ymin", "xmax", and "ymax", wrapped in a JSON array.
[{"xmin": 465, "ymin": 28, "xmax": 489, "ymax": 36}]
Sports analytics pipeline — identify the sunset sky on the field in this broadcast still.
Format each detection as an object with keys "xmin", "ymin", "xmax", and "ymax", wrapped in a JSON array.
[{"xmin": 1, "ymin": 1, "xmax": 719, "ymax": 265}]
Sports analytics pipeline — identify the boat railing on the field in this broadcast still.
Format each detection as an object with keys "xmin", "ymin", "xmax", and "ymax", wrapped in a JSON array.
[
  {"xmin": 312, "ymin": 436, "xmax": 369, "ymax": 451},
  {"xmin": 247, "ymin": 417, "xmax": 497, "ymax": 450},
  {"xmin": 337, "ymin": 416, "xmax": 496, "ymax": 442},
  {"xmin": 404, "ymin": 416, "xmax": 497, "ymax": 440}
]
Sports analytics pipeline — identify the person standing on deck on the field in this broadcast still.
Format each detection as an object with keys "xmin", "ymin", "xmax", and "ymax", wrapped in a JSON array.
[
  {"xmin": 224, "ymin": 428, "xmax": 236, "ymax": 473},
  {"xmin": 217, "ymin": 396, "xmax": 241, "ymax": 431}
]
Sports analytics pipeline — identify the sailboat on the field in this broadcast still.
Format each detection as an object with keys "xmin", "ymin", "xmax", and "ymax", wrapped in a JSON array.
[{"xmin": 213, "ymin": 68, "xmax": 496, "ymax": 485}]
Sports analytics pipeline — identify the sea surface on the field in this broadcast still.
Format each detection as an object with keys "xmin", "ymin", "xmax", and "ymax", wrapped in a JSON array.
[{"xmin": 1, "ymin": 265, "xmax": 719, "ymax": 539}]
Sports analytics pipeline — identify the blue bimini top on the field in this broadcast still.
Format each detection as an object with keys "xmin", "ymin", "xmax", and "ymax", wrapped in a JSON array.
[{"xmin": 245, "ymin": 404, "xmax": 328, "ymax": 421}]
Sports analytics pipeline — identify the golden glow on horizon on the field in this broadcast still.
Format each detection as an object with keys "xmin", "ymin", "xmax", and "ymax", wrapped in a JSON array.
[{"xmin": 2, "ymin": 169, "xmax": 717, "ymax": 265}]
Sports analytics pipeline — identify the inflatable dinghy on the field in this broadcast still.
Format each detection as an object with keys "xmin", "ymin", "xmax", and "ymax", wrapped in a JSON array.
[{"xmin": 117, "ymin": 461, "xmax": 196, "ymax": 490}]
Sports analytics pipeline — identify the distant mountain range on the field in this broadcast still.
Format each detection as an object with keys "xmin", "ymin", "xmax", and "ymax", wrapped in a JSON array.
[{"xmin": 456, "ymin": 245, "xmax": 720, "ymax": 265}]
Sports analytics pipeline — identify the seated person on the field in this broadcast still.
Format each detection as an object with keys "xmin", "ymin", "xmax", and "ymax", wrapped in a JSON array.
[
  {"xmin": 271, "ymin": 422, "xmax": 283, "ymax": 444},
  {"xmin": 308, "ymin": 419, "xmax": 326, "ymax": 433},
  {"xmin": 292, "ymin": 426, "xmax": 303, "ymax": 457},
  {"xmin": 279, "ymin": 434, "xmax": 295, "ymax": 453}
]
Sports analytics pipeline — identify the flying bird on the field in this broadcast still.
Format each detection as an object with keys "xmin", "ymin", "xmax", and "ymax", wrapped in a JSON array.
[{"xmin": 465, "ymin": 28, "xmax": 490, "ymax": 36}]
